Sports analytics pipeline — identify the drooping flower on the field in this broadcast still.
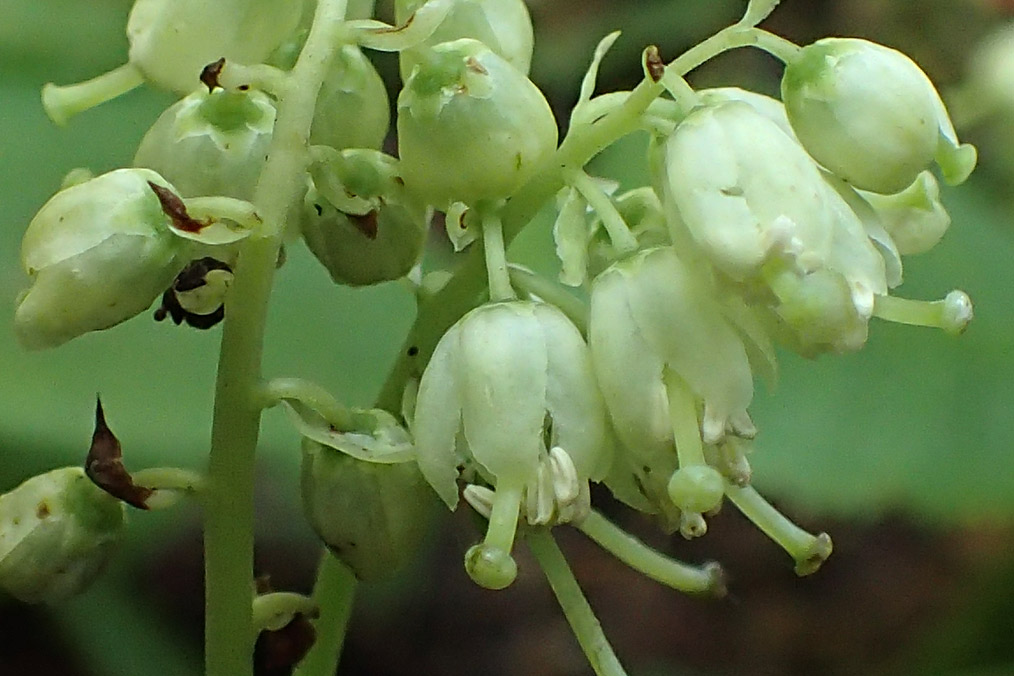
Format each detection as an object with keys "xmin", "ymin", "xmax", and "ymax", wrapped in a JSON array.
[{"xmin": 413, "ymin": 300, "xmax": 610, "ymax": 588}]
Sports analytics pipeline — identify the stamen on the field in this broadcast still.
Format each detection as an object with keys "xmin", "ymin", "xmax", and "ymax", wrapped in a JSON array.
[
  {"xmin": 577, "ymin": 510, "xmax": 726, "ymax": 596},
  {"xmin": 724, "ymin": 482, "xmax": 832, "ymax": 575},
  {"xmin": 462, "ymin": 484, "xmax": 494, "ymax": 519},
  {"xmin": 548, "ymin": 446, "xmax": 581, "ymax": 505},
  {"xmin": 42, "ymin": 63, "xmax": 144, "ymax": 126},
  {"xmin": 872, "ymin": 290, "xmax": 973, "ymax": 336}
]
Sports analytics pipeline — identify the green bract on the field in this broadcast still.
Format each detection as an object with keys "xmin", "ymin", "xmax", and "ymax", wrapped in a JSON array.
[
  {"xmin": 781, "ymin": 37, "xmax": 976, "ymax": 194},
  {"xmin": 311, "ymin": 45, "xmax": 390, "ymax": 151},
  {"xmin": 301, "ymin": 439, "xmax": 433, "ymax": 582},
  {"xmin": 663, "ymin": 100, "xmax": 835, "ymax": 279},
  {"xmin": 303, "ymin": 149, "xmax": 428, "ymax": 286},
  {"xmin": 0, "ymin": 467, "xmax": 125, "ymax": 604},
  {"xmin": 134, "ymin": 89, "xmax": 276, "ymax": 200},
  {"xmin": 127, "ymin": 0, "xmax": 302, "ymax": 93},
  {"xmin": 397, "ymin": 38, "xmax": 557, "ymax": 208},
  {"xmin": 396, "ymin": 0, "xmax": 534, "ymax": 80},
  {"xmin": 15, "ymin": 169, "xmax": 186, "ymax": 350}
]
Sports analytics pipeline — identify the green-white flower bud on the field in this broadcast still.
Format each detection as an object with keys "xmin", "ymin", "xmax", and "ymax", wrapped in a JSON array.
[
  {"xmin": 311, "ymin": 45, "xmax": 390, "ymax": 151},
  {"xmin": 127, "ymin": 0, "xmax": 302, "ymax": 93},
  {"xmin": 301, "ymin": 439, "xmax": 433, "ymax": 582},
  {"xmin": 781, "ymin": 38, "xmax": 976, "ymax": 194},
  {"xmin": 303, "ymin": 149, "xmax": 428, "ymax": 286},
  {"xmin": 0, "ymin": 467, "xmax": 125, "ymax": 604},
  {"xmin": 15, "ymin": 169, "xmax": 187, "ymax": 349},
  {"xmin": 414, "ymin": 300, "xmax": 609, "ymax": 588},
  {"xmin": 396, "ymin": 0, "xmax": 534, "ymax": 81},
  {"xmin": 663, "ymin": 101, "xmax": 836, "ymax": 280},
  {"xmin": 134, "ymin": 89, "xmax": 276, "ymax": 200},
  {"xmin": 860, "ymin": 171, "xmax": 950, "ymax": 256},
  {"xmin": 397, "ymin": 39, "xmax": 557, "ymax": 208}
]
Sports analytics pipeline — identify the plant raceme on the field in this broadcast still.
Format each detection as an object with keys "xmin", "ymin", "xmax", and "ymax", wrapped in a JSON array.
[{"xmin": 3, "ymin": 1, "xmax": 980, "ymax": 675}]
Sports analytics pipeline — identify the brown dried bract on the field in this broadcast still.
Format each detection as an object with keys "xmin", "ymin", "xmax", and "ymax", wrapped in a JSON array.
[
  {"xmin": 148, "ymin": 181, "xmax": 206, "ymax": 233},
  {"xmin": 86, "ymin": 397, "xmax": 153, "ymax": 510},
  {"xmin": 200, "ymin": 58, "xmax": 226, "ymax": 92},
  {"xmin": 254, "ymin": 613, "xmax": 317, "ymax": 676},
  {"xmin": 645, "ymin": 46, "xmax": 665, "ymax": 83}
]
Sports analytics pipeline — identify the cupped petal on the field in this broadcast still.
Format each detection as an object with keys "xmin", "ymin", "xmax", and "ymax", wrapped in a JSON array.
[{"xmin": 413, "ymin": 322, "xmax": 465, "ymax": 508}]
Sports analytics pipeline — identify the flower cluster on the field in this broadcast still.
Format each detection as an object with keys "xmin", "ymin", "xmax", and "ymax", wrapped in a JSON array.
[{"xmin": 2, "ymin": 0, "xmax": 981, "ymax": 674}]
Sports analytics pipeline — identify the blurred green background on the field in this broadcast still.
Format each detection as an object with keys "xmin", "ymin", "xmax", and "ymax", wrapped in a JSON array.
[{"xmin": 1, "ymin": 0, "xmax": 1013, "ymax": 674}]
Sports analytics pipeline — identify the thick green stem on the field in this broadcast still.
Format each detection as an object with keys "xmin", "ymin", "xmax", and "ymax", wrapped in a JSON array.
[
  {"xmin": 203, "ymin": 2, "xmax": 349, "ymax": 676},
  {"xmin": 527, "ymin": 529, "xmax": 628, "ymax": 676},
  {"xmin": 292, "ymin": 557, "xmax": 358, "ymax": 676}
]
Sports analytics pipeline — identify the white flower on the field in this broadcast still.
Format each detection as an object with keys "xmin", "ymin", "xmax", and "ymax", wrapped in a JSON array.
[{"xmin": 413, "ymin": 300, "xmax": 609, "ymax": 588}]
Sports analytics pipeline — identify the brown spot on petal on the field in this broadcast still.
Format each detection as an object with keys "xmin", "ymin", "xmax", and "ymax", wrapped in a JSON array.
[
  {"xmin": 200, "ymin": 58, "xmax": 226, "ymax": 92},
  {"xmin": 148, "ymin": 182, "xmax": 207, "ymax": 233},
  {"xmin": 36, "ymin": 501, "xmax": 51, "ymax": 519},
  {"xmin": 85, "ymin": 397, "xmax": 154, "ymax": 510},
  {"xmin": 347, "ymin": 210, "xmax": 379, "ymax": 240},
  {"xmin": 645, "ymin": 46, "xmax": 665, "ymax": 83}
]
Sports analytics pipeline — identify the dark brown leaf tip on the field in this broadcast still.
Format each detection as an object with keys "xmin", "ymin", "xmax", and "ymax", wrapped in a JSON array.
[
  {"xmin": 85, "ymin": 397, "xmax": 154, "ymax": 510},
  {"xmin": 645, "ymin": 46, "xmax": 665, "ymax": 83},
  {"xmin": 148, "ymin": 182, "xmax": 207, "ymax": 233},
  {"xmin": 200, "ymin": 58, "xmax": 226, "ymax": 92}
]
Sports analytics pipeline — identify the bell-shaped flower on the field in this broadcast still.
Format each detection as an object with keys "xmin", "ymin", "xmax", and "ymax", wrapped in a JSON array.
[
  {"xmin": 663, "ymin": 100, "xmax": 836, "ymax": 281},
  {"xmin": 14, "ymin": 169, "xmax": 188, "ymax": 349},
  {"xmin": 134, "ymin": 88, "xmax": 276, "ymax": 200},
  {"xmin": 413, "ymin": 300, "xmax": 610, "ymax": 589},
  {"xmin": 590, "ymin": 246, "xmax": 757, "ymax": 537},
  {"xmin": 0, "ymin": 467, "xmax": 125, "ymax": 604},
  {"xmin": 396, "ymin": 0, "xmax": 534, "ymax": 80},
  {"xmin": 781, "ymin": 37, "xmax": 976, "ymax": 194},
  {"xmin": 397, "ymin": 38, "xmax": 557, "ymax": 208}
]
